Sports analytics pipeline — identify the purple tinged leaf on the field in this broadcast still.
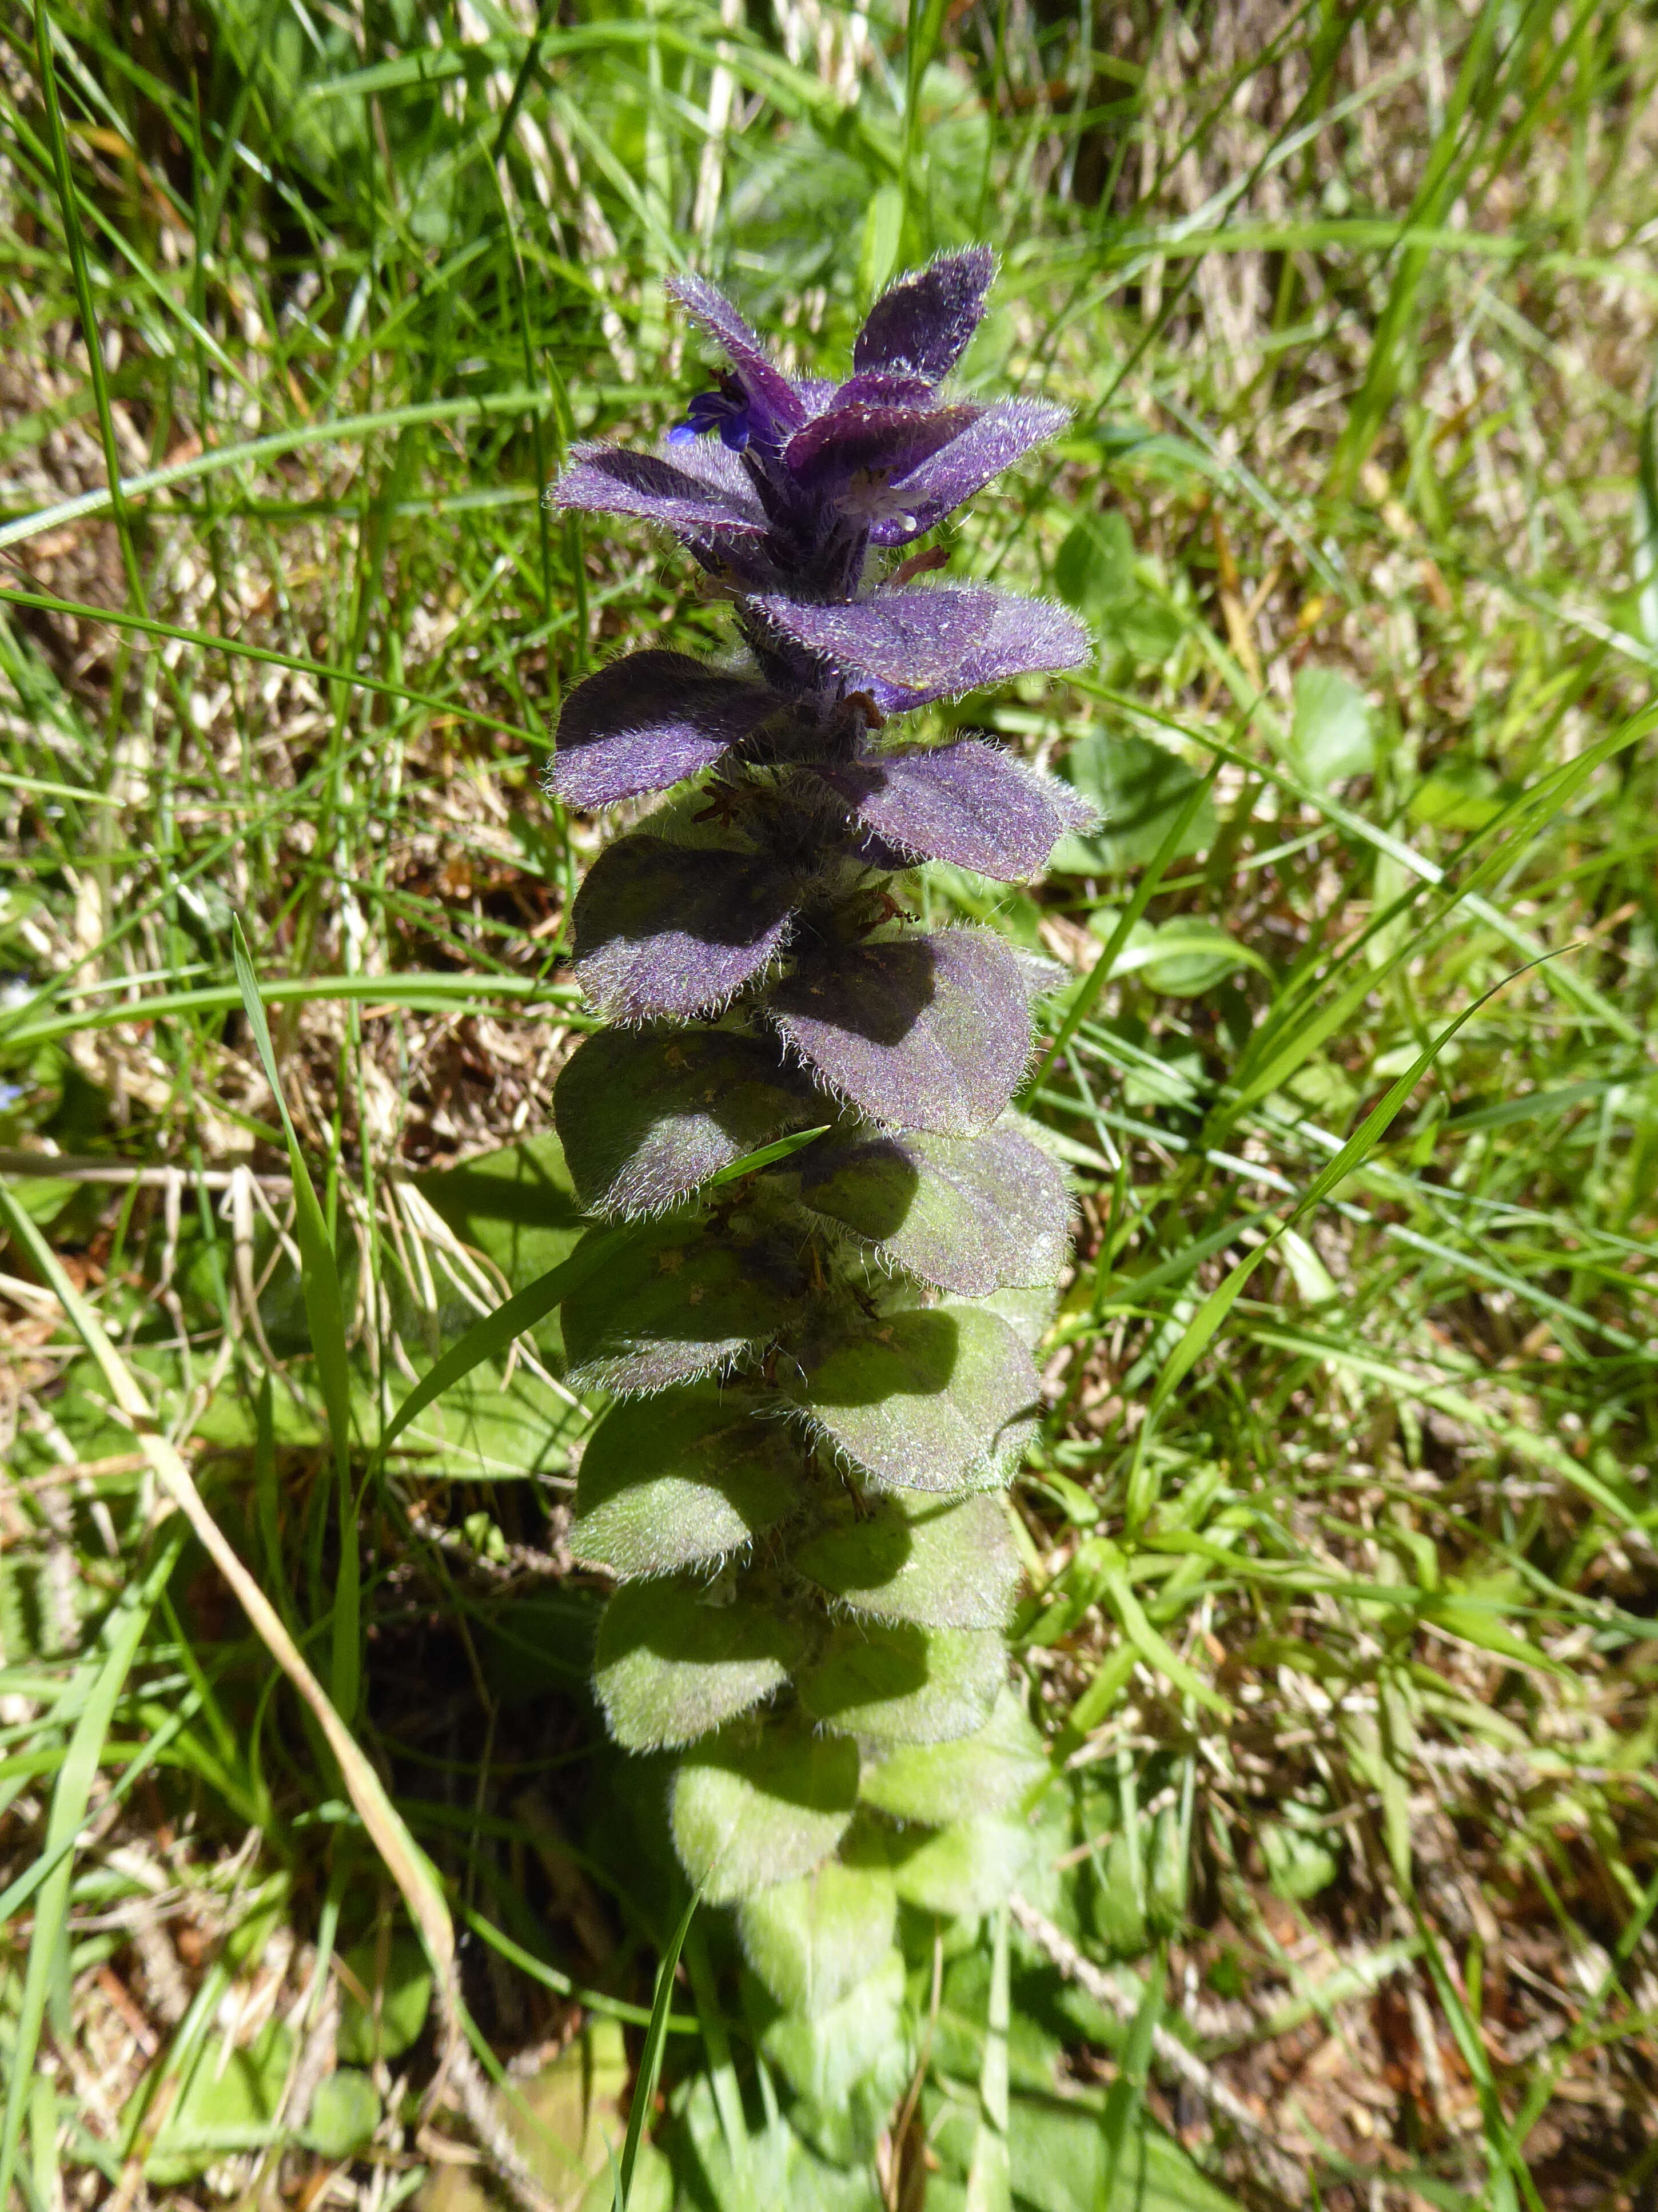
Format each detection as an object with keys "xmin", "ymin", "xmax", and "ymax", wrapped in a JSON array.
[
  {"xmin": 792, "ymin": 1121, "xmax": 1070, "ymax": 1296},
  {"xmin": 820, "ymin": 737, "xmax": 1094, "ymax": 881},
  {"xmin": 551, "ymin": 441, "xmax": 767, "ymax": 540},
  {"xmin": 560, "ymin": 1214, "xmax": 803, "ymax": 1395},
  {"xmin": 791, "ymin": 1490, "xmax": 1020, "ymax": 1629},
  {"xmin": 828, "ymin": 369, "xmax": 937, "ymax": 411},
  {"xmin": 552, "ymin": 650, "xmax": 779, "ymax": 809},
  {"xmin": 791, "ymin": 1303, "xmax": 1042, "ymax": 1494},
  {"xmin": 572, "ymin": 836, "xmax": 796, "ymax": 1023},
  {"xmin": 783, "ymin": 402, "xmax": 980, "ymax": 490},
  {"xmin": 668, "ymin": 273, "xmax": 810, "ymax": 439},
  {"xmin": 868, "ymin": 398, "xmax": 1071, "ymax": 546},
  {"xmin": 768, "ymin": 929, "xmax": 1031, "ymax": 1136},
  {"xmin": 853, "ymin": 247, "xmax": 996, "ymax": 384},
  {"xmin": 751, "ymin": 584, "xmax": 1090, "ymax": 711},
  {"xmin": 554, "ymin": 1025, "xmax": 815, "ymax": 1218}
]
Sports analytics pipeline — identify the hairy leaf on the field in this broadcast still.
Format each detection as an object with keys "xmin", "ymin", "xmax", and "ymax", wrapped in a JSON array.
[
  {"xmin": 784, "ymin": 402, "xmax": 979, "ymax": 490},
  {"xmin": 759, "ymin": 1949, "xmax": 909, "ymax": 2115},
  {"xmin": 572, "ymin": 1386, "xmax": 802, "ymax": 1577},
  {"xmin": 572, "ymin": 836, "xmax": 795, "ymax": 1023},
  {"xmin": 888, "ymin": 1812, "xmax": 1035, "ymax": 1916},
  {"xmin": 593, "ymin": 1577, "xmax": 802, "ymax": 1750},
  {"xmin": 858, "ymin": 1684, "xmax": 1047, "ymax": 1824},
  {"xmin": 671, "ymin": 1717, "xmax": 858, "ymax": 1903},
  {"xmin": 737, "ymin": 1827, "xmax": 896, "ymax": 2015},
  {"xmin": 794, "ymin": 1121, "xmax": 1069, "ymax": 1295},
  {"xmin": 752, "ymin": 586, "xmax": 1088, "ymax": 712},
  {"xmin": 770, "ymin": 930, "xmax": 1031, "ymax": 1137},
  {"xmin": 551, "ymin": 442, "xmax": 767, "ymax": 539},
  {"xmin": 560, "ymin": 1217, "xmax": 799, "ymax": 1395},
  {"xmin": 798, "ymin": 1619, "xmax": 1006, "ymax": 1744},
  {"xmin": 870, "ymin": 399, "xmax": 1071, "ymax": 545},
  {"xmin": 820, "ymin": 739, "xmax": 1091, "ymax": 881},
  {"xmin": 554, "ymin": 1026, "xmax": 813, "ymax": 1217},
  {"xmin": 791, "ymin": 1490, "xmax": 1019, "ymax": 1629},
  {"xmin": 551, "ymin": 651, "xmax": 777, "ymax": 809},
  {"xmin": 794, "ymin": 1304, "xmax": 1041, "ymax": 1492},
  {"xmin": 853, "ymin": 247, "xmax": 995, "ymax": 383}
]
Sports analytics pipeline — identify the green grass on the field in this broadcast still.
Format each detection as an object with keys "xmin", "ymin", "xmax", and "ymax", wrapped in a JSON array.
[{"xmin": 1, "ymin": 0, "xmax": 1656, "ymax": 2206}]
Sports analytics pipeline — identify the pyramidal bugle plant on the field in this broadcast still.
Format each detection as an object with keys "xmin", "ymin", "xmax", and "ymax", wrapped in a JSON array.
[{"xmin": 544, "ymin": 250, "xmax": 1091, "ymax": 2115}]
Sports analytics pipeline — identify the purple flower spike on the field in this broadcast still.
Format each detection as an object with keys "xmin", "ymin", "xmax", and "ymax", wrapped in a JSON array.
[
  {"xmin": 668, "ymin": 273, "xmax": 811, "ymax": 444},
  {"xmin": 552, "ymin": 650, "xmax": 779, "ymax": 810},
  {"xmin": 753, "ymin": 584, "xmax": 1090, "ymax": 710},
  {"xmin": 853, "ymin": 248, "xmax": 996, "ymax": 385},
  {"xmin": 819, "ymin": 738, "xmax": 1095, "ymax": 881},
  {"xmin": 549, "ymin": 250, "xmax": 1091, "ymax": 1975}
]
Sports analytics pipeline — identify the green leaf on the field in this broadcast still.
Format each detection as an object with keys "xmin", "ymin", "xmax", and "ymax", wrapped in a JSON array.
[
  {"xmin": 798, "ymin": 1619, "xmax": 1005, "ymax": 1744},
  {"xmin": 593, "ymin": 1578, "xmax": 803, "ymax": 1752},
  {"xmin": 857, "ymin": 184, "xmax": 905, "ymax": 304},
  {"xmin": 1288, "ymin": 665, "xmax": 1374, "ymax": 788},
  {"xmin": 561, "ymin": 1216, "xmax": 802, "ymax": 1395},
  {"xmin": 1260, "ymin": 1817, "xmax": 1339, "ymax": 1901},
  {"xmin": 671, "ymin": 1718, "xmax": 859, "ymax": 1905},
  {"xmin": 1054, "ymin": 510, "xmax": 1136, "ymax": 624},
  {"xmin": 573, "ymin": 1387, "xmax": 802, "ymax": 1578},
  {"xmin": 889, "ymin": 1812, "xmax": 1034, "ymax": 1916},
  {"xmin": 858, "ymin": 1684, "xmax": 1047, "ymax": 1824},
  {"xmin": 791, "ymin": 1490, "xmax": 1019, "ymax": 1629},
  {"xmin": 795, "ymin": 1306, "xmax": 1039, "ymax": 1494},
  {"xmin": 378, "ymin": 1223, "xmax": 631, "ymax": 1459},
  {"xmin": 737, "ymin": 1827, "xmax": 896, "ymax": 2015},
  {"xmin": 336, "ymin": 1935, "xmax": 433, "ymax": 2063},
  {"xmin": 617, "ymin": 1891, "xmax": 698, "ymax": 2210},
  {"xmin": 1049, "ymin": 733, "xmax": 1215, "ymax": 874},
  {"xmin": 1408, "ymin": 753, "xmax": 1506, "ymax": 829},
  {"xmin": 759, "ymin": 1948, "xmax": 909, "ymax": 2114},
  {"xmin": 415, "ymin": 1127, "xmax": 584, "ymax": 1323},
  {"xmin": 146, "ymin": 2020, "xmax": 293, "ymax": 2184},
  {"xmin": 301, "ymin": 2068, "xmax": 381, "ymax": 2159}
]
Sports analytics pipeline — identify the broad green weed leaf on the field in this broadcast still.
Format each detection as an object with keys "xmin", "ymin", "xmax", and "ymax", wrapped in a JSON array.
[
  {"xmin": 1288, "ymin": 665, "xmax": 1374, "ymax": 788},
  {"xmin": 574, "ymin": 1387, "xmax": 801, "ymax": 1577},
  {"xmin": 859, "ymin": 1684, "xmax": 1047, "ymax": 1824},
  {"xmin": 738, "ymin": 1834, "xmax": 896, "ymax": 2014}
]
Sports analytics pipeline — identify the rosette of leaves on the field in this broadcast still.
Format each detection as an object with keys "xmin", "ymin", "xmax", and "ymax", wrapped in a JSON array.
[{"xmin": 547, "ymin": 253, "xmax": 1085, "ymax": 2090}]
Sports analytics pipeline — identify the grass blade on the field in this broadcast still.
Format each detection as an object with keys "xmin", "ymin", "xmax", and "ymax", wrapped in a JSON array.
[
  {"xmin": 617, "ymin": 1889, "xmax": 699, "ymax": 2208},
  {"xmin": 232, "ymin": 917, "xmax": 360, "ymax": 1724}
]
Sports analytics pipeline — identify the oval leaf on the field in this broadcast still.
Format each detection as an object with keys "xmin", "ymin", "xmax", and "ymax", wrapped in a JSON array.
[
  {"xmin": 554, "ymin": 1025, "xmax": 814, "ymax": 1218},
  {"xmin": 671, "ymin": 1717, "xmax": 859, "ymax": 1903},
  {"xmin": 572, "ymin": 836, "xmax": 796, "ymax": 1023},
  {"xmin": 573, "ymin": 1386, "xmax": 802, "ymax": 1577},
  {"xmin": 797, "ymin": 1619, "xmax": 1005, "ymax": 1744},
  {"xmin": 794, "ymin": 1121, "xmax": 1069, "ymax": 1296},
  {"xmin": 770, "ymin": 930, "xmax": 1031, "ymax": 1137},
  {"xmin": 593, "ymin": 1577, "xmax": 802, "ymax": 1751},
  {"xmin": 791, "ymin": 1490, "xmax": 1019, "ymax": 1629},
  {"xmin": 794, "ymin": 1304, "xmax": 1041, "ymax": 1493}
]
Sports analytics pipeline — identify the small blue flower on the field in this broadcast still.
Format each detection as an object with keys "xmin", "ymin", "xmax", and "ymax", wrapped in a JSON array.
[{"xmin": 668, "ymin": 383, "xmax": 754, "ymax": 452}]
